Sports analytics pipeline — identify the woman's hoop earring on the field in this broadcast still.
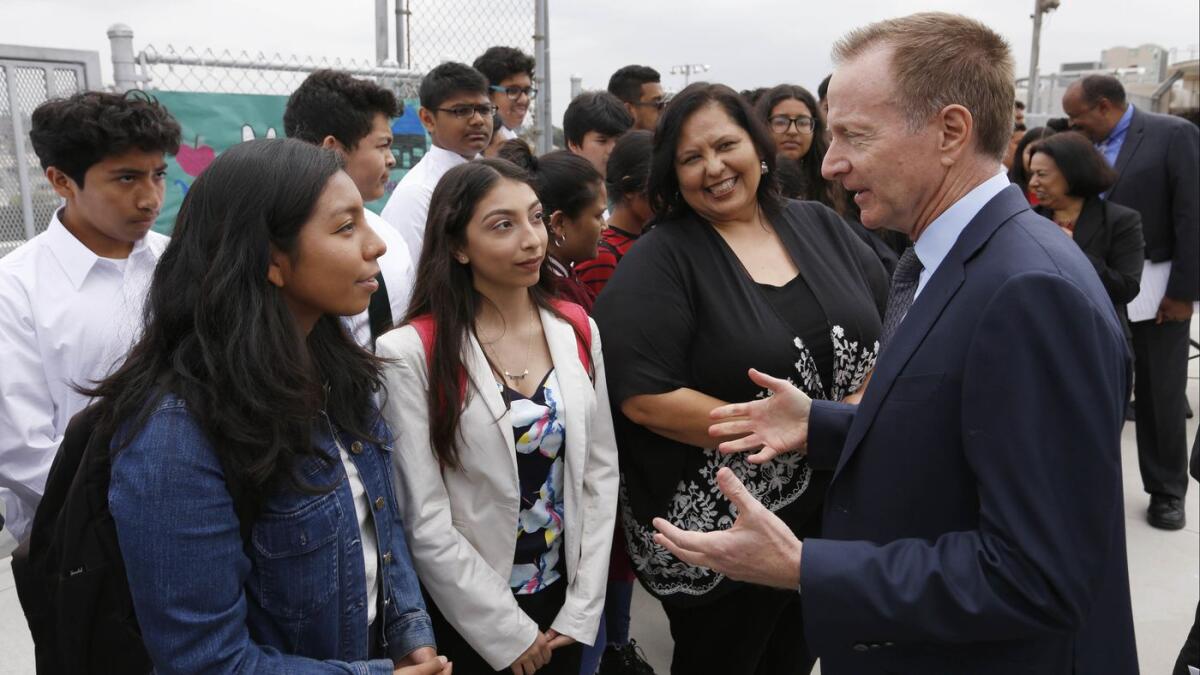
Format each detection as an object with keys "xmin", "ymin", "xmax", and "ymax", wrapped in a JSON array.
[
  {"xmin": 553, "ymin": 232, "xmax": 567, "ymax": 247},
  {"xmin": 760, "ymin": 159, "xmax": 769, "ymax": 175}
]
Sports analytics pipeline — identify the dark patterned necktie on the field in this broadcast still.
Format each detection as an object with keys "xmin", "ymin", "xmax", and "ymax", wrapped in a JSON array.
[{"xmin": 879, "ymin": 247, "xmax": 923, "ymax": 351}]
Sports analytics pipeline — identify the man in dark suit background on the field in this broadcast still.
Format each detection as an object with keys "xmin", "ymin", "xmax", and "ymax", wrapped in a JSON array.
[
  {"xmin": 1062, "ymin": 75, "xmax": 1199, "ymax": 531},
  {"xmin": 652, "ymin": 12, "xmax": 1137, "ymax": 674}
]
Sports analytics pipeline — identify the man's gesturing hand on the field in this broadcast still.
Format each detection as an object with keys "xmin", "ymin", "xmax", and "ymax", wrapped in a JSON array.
[
  {"xmin": 708, "ymin": 368, "xmax": 813, "ymax": 463},
  {"xmin": 652, "ymin": 467, "xmax": 803, "ymax": 590}
]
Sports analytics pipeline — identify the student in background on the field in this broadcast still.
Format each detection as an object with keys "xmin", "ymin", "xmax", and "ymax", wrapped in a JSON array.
[
  {"xmin": 96, "ymin": 138, "xmax": 449, "ymax": 674},
  {"xmin": 378, "ymin": 159, "xmax": 618, "ymax": 674},
  {"xmin": 575, "ymin": 130, "xmax": 654, "ymax": 299},
  {"xmin": 381, "ymin": 62, "xmax": 494, "ymax": 263},
  {"xmin": 285, "ymin": 69, "xmax": 414, "ymax": 349},
  {"xmin": 563, "ymin": 92, "xmax": 633, "ymax": 179},
  {"xmin": 474, "ymin": 46, "xmax": 537, "ymax": 142},
  {"xmin": 572, "ymin": 130, "xmax": 656, "ymax": 675},
  {"xmin": 607, "ymin": 66, "xmax": 665, "ymax": 133},
  {"xmin": 0, "ymin": 91, "xmax": 179, "ymax": 544},
  {"xmin": 500, "ymin": 140, "xmax": 607, "ymax": 312}
]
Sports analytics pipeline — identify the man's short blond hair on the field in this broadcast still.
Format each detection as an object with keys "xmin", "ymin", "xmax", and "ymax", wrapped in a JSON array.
[{"xmin": 832, "ymin": 12, "xmax": 1015, "ymax": 161}]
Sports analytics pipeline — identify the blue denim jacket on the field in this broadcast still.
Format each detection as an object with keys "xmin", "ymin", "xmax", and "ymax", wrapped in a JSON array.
[{"xmin": 109, "ymin": 395, "xmax": 435, "ymax": 674}]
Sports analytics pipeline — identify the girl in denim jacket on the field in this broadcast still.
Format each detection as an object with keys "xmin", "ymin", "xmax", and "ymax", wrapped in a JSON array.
[{"xmin": 89, "ymin": 139, "xmax": 451, "ymax": 675}]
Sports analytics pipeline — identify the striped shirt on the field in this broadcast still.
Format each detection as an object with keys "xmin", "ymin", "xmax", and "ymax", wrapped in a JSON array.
[{"xmin": 575, "ymin": 227, "xmax": 640, "ymax": 296}]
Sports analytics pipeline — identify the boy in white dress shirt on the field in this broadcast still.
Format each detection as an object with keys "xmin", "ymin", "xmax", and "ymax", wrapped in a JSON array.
[
  {"xmin": 0, "ymin": 91, "xmax": 180, "ymax": 543},
  {"xmin": 380, "ymin": 62, "xmax": 494, "ymax": 264},
  {"xmin": 284, "ymin": 69, "xmax": 414, "ymax": 349}
]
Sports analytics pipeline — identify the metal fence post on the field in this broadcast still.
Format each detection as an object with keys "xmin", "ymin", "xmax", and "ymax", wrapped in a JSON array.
[
  {"xmin": 108, "ymin": 23, "xmax": 139, "ymax": 92},
  {"xmin": 534, "ymin": 0, "xmax": 552, "ymax": 154},
  {"xmin": 375, "ymin": 0, "xmax": 389, "ymax": 65}
]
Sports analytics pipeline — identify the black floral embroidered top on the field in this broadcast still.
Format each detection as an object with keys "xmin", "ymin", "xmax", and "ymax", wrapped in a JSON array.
[{"xmin": 593, "ymin": 199, "xmax": 888, "ymax": 606}]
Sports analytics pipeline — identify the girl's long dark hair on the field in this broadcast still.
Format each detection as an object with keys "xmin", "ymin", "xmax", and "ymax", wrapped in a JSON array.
[
  {"xmin": 404, "ymin": 159, "xmax": 587, "ymax": 469},
  {"xmin": 85, "ymin": 138, "xmax": 382, "ymax": 502}
]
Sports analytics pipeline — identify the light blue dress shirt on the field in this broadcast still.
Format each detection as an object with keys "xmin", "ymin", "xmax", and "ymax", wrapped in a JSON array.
[
  {"xmin": 1097, "ymin": 104, "xmax": 1134, "ymax": 168},
  {"xmin": 913, "ymin": 172, "xmax": 1012, "ymax": 299}
]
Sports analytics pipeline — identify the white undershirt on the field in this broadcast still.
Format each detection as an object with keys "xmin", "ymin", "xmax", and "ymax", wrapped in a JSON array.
[{"xmin": 335, "ymin": 439, "xmax": 380, "ymax": 625}]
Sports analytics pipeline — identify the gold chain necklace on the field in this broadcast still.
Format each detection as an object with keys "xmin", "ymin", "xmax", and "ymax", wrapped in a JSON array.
[{"xmin": 482, "ymin": 302, "xmax": 537, "ymax": 382}]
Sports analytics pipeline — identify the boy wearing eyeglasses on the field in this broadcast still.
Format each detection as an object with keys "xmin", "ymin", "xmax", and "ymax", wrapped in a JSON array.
[
  {"xmin": 473, "ymin": 46, "xmax": 536, "ymax": 141},
  {"xmin": 285, "ymin": 69, "xmax": 414, "ymax": 350},
  {"xmin": 381, "ymin": 62, "xmax": 494, "ymax": 264},
  {"xmin": 607, "ymin": 65, "xmax": 665, "ymax": 133}
]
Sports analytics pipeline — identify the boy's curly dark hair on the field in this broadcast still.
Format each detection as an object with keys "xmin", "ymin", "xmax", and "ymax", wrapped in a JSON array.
[
  {"xmin": 29, "ymin": 90, "xmax": 181, "ymax": 186},
  {"xmin": 284, "ymin": 69, "xmax": 400, "ymax": 149}
]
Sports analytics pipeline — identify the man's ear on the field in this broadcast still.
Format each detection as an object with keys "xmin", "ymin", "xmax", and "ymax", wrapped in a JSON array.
[
  {"xmin": 267, "ymin": 245, "xmax": 288, "ymax": 288},
  {"xmin": 566, "ymin": 140, "xmax": 582, "ymax": 155},
  {"xmin": 937, "ymin": 104, "xmax": 974, "ymax": 167},
  {"xmin": 320, "ymin": 135, "xmax": 344, "ymax": 153},
  {"xmin": 418, "ymin": 107, "xmax": 437, "ymax": 135},
  {"xmin": 45, "ymin": 167, "xmax": 79, "ymax": 201},
  {"xmin": 623, "ymin": 101, "xmax": 637, "ymax": 120}
]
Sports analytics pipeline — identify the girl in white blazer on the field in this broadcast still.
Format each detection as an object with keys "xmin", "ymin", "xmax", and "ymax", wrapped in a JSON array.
[{"xmin": 377, "ymin": 159, "xmax": 619, "ymax": 674}]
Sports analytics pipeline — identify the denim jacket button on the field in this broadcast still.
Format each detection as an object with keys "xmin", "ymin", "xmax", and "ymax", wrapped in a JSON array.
[
  {"xmin": 382, "ymin": 551, "xmax": 394, "ymax": 564},
  {"xmin": 350, "ymin": 441, "xmax": 364, "ymax": 455},
  {"xmin": 374, "ymin": 496, "xmax": 385, "ymax": 511}
]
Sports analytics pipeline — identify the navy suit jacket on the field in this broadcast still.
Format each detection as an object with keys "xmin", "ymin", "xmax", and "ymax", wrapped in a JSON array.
[{"xmin": 800, "ymin": 186, "xmax": 1138, "ymax": 674}]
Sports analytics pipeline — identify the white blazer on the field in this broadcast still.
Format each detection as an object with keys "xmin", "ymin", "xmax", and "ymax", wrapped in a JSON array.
[{"xmin": 377, "ymin": 307, "xmax": 619, "ymax": 670}]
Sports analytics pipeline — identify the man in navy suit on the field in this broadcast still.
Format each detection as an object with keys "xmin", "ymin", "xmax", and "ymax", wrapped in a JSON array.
[
  {"xmin": 652, "ymin": 12, "xmax": 1138, "ymax": 674},
  {"xmin": 1062, "ymin": 75, "xmax": 1199, "ymax": 531}
]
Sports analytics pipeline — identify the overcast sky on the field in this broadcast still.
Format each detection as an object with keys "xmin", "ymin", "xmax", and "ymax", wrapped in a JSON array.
[{"xmin": 2, "ymin": 0, "xmax": 1198, "ymax": 125}]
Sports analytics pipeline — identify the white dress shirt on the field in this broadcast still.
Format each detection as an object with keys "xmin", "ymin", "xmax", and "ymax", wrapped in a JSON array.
[
  {"xmin": 344, "ymin": 209, "xmax": 415, "ymax": 350},
  {"xmin": 0, "ymin": 209, "xmax": 167, "ymax": 542},
  {"xmin": 379, "ymin": 144, "xmax": 469, "ymax": 268},
  {"xmin": 912, "ymin": 171, "xmax": 1011, "ymax": 299}
]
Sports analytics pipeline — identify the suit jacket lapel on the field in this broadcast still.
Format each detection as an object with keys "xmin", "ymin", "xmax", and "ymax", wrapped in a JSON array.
[
  {"xmin": 541, "ymin": 307, "xmax": 588, "ymax": 502},
  {"xmin": 1109, "ymin": 108, "xmax": 1145, "ymax": 194},
  {"xmin": 465, "ymin": 334, "xmax": 517, "ymax": 465},
  {"xmin": 1072, "ymin": 197, "xmax": 1105, "ymax": 251},
  {"xmin": 834, "ymin": 186, "xmax": 1030, "ymax": 474}
]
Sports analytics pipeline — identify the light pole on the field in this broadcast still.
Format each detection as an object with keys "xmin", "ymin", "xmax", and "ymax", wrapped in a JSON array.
[
  {"xmin": 1028, "ymin": 0, "xmax": 1061, "ymax": 113},
  {"xmin": 670, "ymin": 63, "xmax": 710, "ymax": 87}
]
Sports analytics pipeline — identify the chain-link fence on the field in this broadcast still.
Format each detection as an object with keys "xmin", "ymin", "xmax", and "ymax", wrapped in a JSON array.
[
  {"xmin": 131, "ymin": 45, "xmax": 423, "ymax": 100},
  {"xmin": 1, "ymin": 55, "xmax": 90, "ymax": 257},
  {"xmin": 400, "ymin": 0, "xmax": 534, "ymax": 72}
]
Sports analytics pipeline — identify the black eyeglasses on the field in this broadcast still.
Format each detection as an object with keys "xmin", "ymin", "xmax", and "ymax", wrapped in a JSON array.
[
  {"xmin": 632, "ymin": 99, "xmax": 668, "ymax": 111},
  {"xmin": 435, "ymin": 104, "xmax": 500, "ymax": 120},
  {"xmin": 769, "ymin": 115, "xmax": 815, "ymax": 135},
  {"xmin": 489, "ymin": 85, "xmax": 537, "ymax": 101}
]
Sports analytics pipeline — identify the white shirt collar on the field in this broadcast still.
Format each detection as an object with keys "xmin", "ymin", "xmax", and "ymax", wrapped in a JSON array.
[
  {"xmin": 912, "ymin": 171, "xmax": 1010, "ymax": 298},
  {"xmin": 424, "ymin": 142, "xmax": 472, "ymax": 171},
  {"xmin": 44, "ymin": 208, "xmax": 160, "ymax": 292}
]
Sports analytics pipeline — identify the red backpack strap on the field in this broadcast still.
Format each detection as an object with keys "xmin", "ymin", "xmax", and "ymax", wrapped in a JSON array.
[
  {"xmin": 550, "ymin": 299, "xmax": 593, "ymax": 376},
  {"xmin": 409, "ymin": 314, "xmax": 467, "ymax": 401}
]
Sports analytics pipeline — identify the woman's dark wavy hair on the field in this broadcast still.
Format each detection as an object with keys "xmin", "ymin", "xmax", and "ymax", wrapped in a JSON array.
[
  {"xmin": 404, "ymin": 159, "xmax": 589, "ymax": 469},
  {"xmin": 647, "ymin": 82, "xmax": 781, "ymax": 222},
  {"xmin": 1028, "ymin": 131, "xmax": 1117, "ymax": 199},
  {"xmin": 1008, "ymin": 126, "xmax": 1057, "ymax": 194},
  {"xmin": 498, "ymin": 139, "xmax": 603, "ymax": 220},
  {"xmin": 755, "ymin": 84, "xmax": 850, "ymax": 214},
  {"xmin": 85, "ymin": 138, "xmax": 382, "ymax": 505}
]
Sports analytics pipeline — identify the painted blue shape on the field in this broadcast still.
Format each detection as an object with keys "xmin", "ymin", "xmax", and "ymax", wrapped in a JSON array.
[
  {"xmin": 393, "ymin": 104, "xmax": 426, "ymax": 135},
  {"xmin": 175, "ymin": 179, "xmax": 190, "ymax": 196}
]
